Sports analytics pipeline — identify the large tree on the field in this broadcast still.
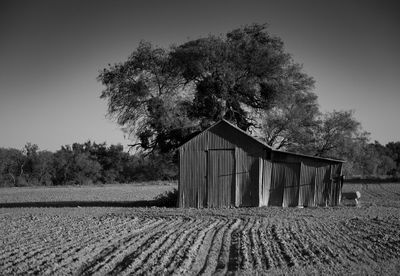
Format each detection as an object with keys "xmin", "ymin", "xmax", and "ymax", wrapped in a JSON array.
[
  {"xmin": 386, "ymin": 141, "xmax": 400, "ymax": 170},
  {"xmin": 98, "ymin": 41, "xmax": 191, "ymax": 153},
  {"xmin": 260, "ymin": 107, "xmax": 372, "ymax": 175},
  {"xmin": 98, "ymin": 24, "xmax": 315, "ymax": 154},
  {"xmin": 260, "ymin": 89, "xmax": 319, "ymax": 149},
  {"xmin": 285, "ymin": 110, "xmax": 366, "ymax": 159},
  {"xmin": 281, "ymin": 110, "xmax": 372, "ymax": 175},
  {"xmin": 310, "ymin": 110, "xmax": 363, "ymax": 157},
  {"xmin": 171, "ymin": 25, "xmax": 314, "ymax": 130}
]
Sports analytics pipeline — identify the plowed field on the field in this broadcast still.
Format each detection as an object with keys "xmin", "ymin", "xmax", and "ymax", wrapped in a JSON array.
[{"xmin": 1, "ymin": 183, "xmax": 400, "ymax": 275}]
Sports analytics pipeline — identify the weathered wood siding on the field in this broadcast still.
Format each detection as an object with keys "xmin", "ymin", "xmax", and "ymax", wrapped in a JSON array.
[
  {"xmin": 268, "ymin": 162, "xmax": 285, "ymax": 206},
  {"xmin": 260, "ymin": 159, "xmax": 272, "ymax": 206},
  {"xmin": 235, "ymin": 151, "xmax": 260, "ymax": 207},
  {"xmin": 179, "ymin": 148, "xmax": 206, "ymax": 208},
  {"xmin": 282, "ymin": 162, "xmax": 301, "ymax": 207},
  {"xmin": 179, "ymin": 121, "xmax": 267, "ymax": 208},
  {"xmin": 329, "ymin": 163, "xmax": 343, "ymax": 206},
  {"xmin": 207, "ymin": 149, "xmax": 235, "ymax": 207},
  {"xmin": 265, "ymin": 157, "xmax": 343, "ymax": 207},
  {"xmin": 179, "ymin": 120, "xmax": 344, "ymax": 208},
  {"xmin": 299, "ymin": 163, "xmax": 316, "ymax": 207}
]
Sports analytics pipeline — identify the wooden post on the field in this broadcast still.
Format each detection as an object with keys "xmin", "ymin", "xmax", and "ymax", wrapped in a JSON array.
[
  {"xmin": 298, "ymin": 162, "xmax": 303, "ymax": 207},
  {"xmin": 178, "ymin": 148, "xmax": 182, "ymax": 207},
  {"xmin": 205, "ymin": 149, "xmax": 209, "ymax": 207},
  {"xmin": 338, "ymin": 164, "xmax": 344, "ymax": 204},
  {"xmin": 328, "ymin": 165, "xmax": 333, "ymax": 207},
  {"xmin": 234, "ymin": 147, "xmax": 239, "ymax": 207},
  {"xmin": 313, "ymin": 168, "xmax": 317, "ymax": 207},
  {"xmin": 259, "ymin": 157, "xmax": 263, "ymax": 207}
]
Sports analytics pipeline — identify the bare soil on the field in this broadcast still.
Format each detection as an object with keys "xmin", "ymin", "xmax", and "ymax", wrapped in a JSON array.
[{"xmin": 0, "ymin": 183, "xmax": 400, "ymax": 275}]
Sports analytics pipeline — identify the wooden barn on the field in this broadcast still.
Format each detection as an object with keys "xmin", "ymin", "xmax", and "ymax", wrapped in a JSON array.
[{"xmin": 178, "ymin": 119, "xmax": 345, "ymax": 208}]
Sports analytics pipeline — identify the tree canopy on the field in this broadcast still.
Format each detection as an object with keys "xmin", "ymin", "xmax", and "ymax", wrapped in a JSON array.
[
  {"xmin": 98, "ymin": 24, "xmax": 315, "ymax": 154},
  {"xmin": 98, "ymin": 23, "xmax": 385, "ymax": 177},
  {"xmin": 261, "ymin": 88, "xmax": 319, "ymax": 149}
]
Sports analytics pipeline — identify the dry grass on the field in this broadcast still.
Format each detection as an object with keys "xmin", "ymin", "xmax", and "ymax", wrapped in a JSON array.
[{"xmin": 0, "ymin": 182, "xmax": 177, "ymax": 203}]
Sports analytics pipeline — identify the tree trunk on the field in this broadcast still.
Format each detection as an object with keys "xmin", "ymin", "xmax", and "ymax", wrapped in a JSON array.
[{"xmin": 8, "ymin": 173, "xmax": 15, "ymax": 186}]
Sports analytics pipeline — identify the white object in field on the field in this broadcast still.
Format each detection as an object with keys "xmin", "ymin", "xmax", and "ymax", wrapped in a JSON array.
[
  {"xmin": 355, "ymin": 191, "xmax": 361, "ymax": 206},
  {"xmin": 343, "ymin": 191, "xmax": 361, "ymax": 206}
]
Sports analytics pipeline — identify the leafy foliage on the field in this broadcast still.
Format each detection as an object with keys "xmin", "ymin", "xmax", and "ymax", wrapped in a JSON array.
[
  {"xmin": 0, "ymin": 142, "xmax": 178, "ymax": 187},
  {"xmin": 153, "ymin": 188, "xmax": 178, "ymax": 207},
  {"xmin": 263, "ymin": 109, "xmax": 390, "ymax": 176},
  {"xmin": 173, "ymin": 25, "xmax": 315, "ymax": 131},
  {"xmin": 98, "ymin": 24, "xmax": 315, "ymax": 154},
  {"xmin": 0, "ymin": 148, "xmax": 25, "ymax": 186},
  {"xmin": 261, "ymin": 89, "xmax": 319, "ymax": 149},
  {"xmin": 98, "ymin": 41, "xmax": 192, "ymax": 154}
]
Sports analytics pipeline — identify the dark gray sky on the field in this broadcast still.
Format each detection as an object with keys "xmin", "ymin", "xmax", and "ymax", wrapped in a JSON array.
[{"xmin": 1, "ymin": 0, "xmax": 399, "ymax": 151}]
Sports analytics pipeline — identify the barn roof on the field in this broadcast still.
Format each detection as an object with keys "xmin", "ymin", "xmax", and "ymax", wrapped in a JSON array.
[{"xmin": 180, "ymin": 119, "xmax": 345, "ymax": 163}]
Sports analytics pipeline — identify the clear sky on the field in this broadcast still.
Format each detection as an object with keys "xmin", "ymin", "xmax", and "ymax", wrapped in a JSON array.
[{"xmin": 0, "ymin": 0, "xmax": 399, "ymax": 151}]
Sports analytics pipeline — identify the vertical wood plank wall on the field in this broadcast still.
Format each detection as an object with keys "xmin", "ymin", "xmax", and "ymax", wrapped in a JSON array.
[
  {"xmin": 179, "ymin": 120, "xmax": 344, "ymax": 208},
  {"xmin": 207, "ymin": 149, "xmax": 235, "ymax": 207},
  {"xmin": 299, "ymin": 163, "xmax": 317, "ymax": 207},
  {"xmin": 282, "ymin": 163, "xmax": 301, "ymax": 207},
  {"xmin": 268, "ymin": 163, "xmax": 285, "ymax": 206},
  {"xmin": 179, "ymin": 122, "xmax": 265, "ymax": 208},
  {"xmin": 260, "ymin": 159, "xmax": 272, "ymax": 206},
  {"xmin": 265, "ymin": 160, "xmax": 343, "ymax": 207}
]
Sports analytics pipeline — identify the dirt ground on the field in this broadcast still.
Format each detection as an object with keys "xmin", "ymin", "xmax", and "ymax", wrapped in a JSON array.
[{"xmin": 0, "ymin": 183, "xmax": 400, "ymax": 275}]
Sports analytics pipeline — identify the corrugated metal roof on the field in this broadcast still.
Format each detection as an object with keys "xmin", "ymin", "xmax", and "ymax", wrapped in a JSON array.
[{"xmin": 180, "ymin": 119, "xmax": 345, "ymax": 163}]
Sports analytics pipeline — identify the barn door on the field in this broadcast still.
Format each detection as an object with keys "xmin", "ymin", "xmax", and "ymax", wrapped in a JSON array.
[
  {"xmin": 207, "ymin": 149, "xmax": 235, "ymax": 208},
  {"xmin": 270, "ymin": 162, "xmax": 300, "ymax": 207}
]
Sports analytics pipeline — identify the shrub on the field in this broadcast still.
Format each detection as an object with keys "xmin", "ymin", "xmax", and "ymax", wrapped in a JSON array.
[{"xmin": 153, "ymin": 188, "xmax": 178, "ymax": 207}]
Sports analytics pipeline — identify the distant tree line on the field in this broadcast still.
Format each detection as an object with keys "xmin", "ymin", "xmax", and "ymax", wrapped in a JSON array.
[
  {"xmin": 0, "ymin": 141, "xmax": 177, "ymax": 187},
  {"xmin": 0, "ymin": 140, "xmax": 399, "ymax": 187}
]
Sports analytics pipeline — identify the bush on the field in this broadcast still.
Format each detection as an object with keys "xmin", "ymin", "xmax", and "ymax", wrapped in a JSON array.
[
  {"xmin": 153, "ymin": 188, "xmax": 178, "ymax": 207},
  {"xmin": 15, "ymin": 176, "xmax": 30, "ymax": 187}
]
